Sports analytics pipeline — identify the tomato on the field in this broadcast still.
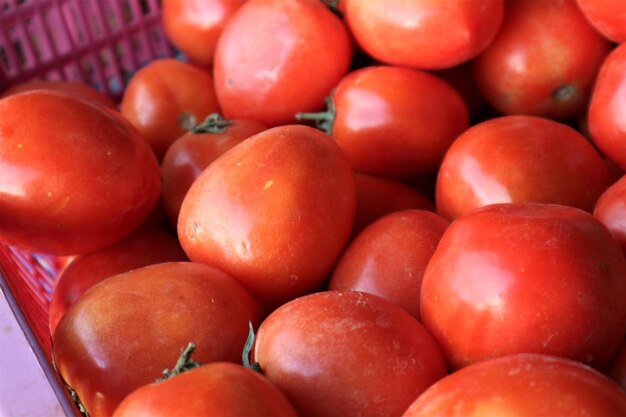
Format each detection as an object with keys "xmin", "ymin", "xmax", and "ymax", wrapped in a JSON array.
[
  {"xmin": 402, "ymin": 354, "xmax": 626, "ymax": 417},
  {"xmin": 576, "ymin": 0, "xmax": 626, "ymax": 44},
  {"xmin": 161, "ymin": 114, "xmax": 267, "ymax": 228},
  {"xmin": 352, "ymin": 174, "xmax": 434, "ymax": 237},
  {"xmin": 119, "ymin": 59, "xmax": 220, "ymax": 160},
  {"xmin": 472, "ymin": 0, "xmax": 613, "ymax": 120},
  {"xmin": 1, "ymin": 80, "xmax": 116, "ymax": 108},
  {"xmin": 254, "ymin": 290, "xmax": 447, "ymax": 417},
  {"xmin": 607, "ymin": 337, "xmax": 626, "ymax": 390},
  {"xmin": 213, "ymin": 0, "xmax": 352, "ymax": 127},
  {"xmin": 112, "ymin": 362, "xmax": 297, "ymax": 417},
  {"xmin": 420, "ymin": 203, "xmax": 626, "ymax": 371},
  {"xmin": 587, "ymin": 41, "xmax": 626, "ymax": 170},
  {"xmin": 0, "ymin": 90, "xmax": 161, "ymax": 255},
  {"xmin": 161, "ymin": 0, "xmax": 245, "ymax": 67},
  {"xmin": 343, "ymin": 0, "xmax": 504, "ymax": 70},
  {"xmin": 329, "ymin": 210, "xmax": 449, "ymax": 319},
  {"xmin": 52, "ymin": 262, "xmax": 262, "ymax": 417},
  {"xmin": 433, "ymin": 62, "xmax": 489, "ymax": 121},
  {"xmin": 177, "ymin": 125, "xmax": 356, "ymax": 309},
  {"xmin": 436, "ymin": 115, "xmax": 611, "ymax": 220},
  {"xmin": 300, "ymin": 65, "xmax": 468, "ymax": 182},
  {"xmin": 594, "ymin": 174, "xmax": 626, "ymax": 254},
  {"xmin": 48, "ymin": 229, "xmax": 188, "ymax": 335}
]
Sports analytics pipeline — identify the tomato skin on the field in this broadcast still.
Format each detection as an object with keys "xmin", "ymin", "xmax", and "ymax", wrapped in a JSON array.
[
  {"xmin": 0, "ymin": 91, "xmax": 161, "ymax": 255},
  {"xmin": 576, "ymin": 0, "xmax": 626, "ymax": 44},
  {"xmin": 52, "ymin": 262, "xmax": 262, "ymax": 417},
  {"xmin": 436, "ymin": 115, "xmax": 611, "ymax": 220},
  {"xmin": 594, "ymin": 174, "xmax": 626, "ymax": 254},
  {"xmin": 472, "ymin": 0, "xmax": 613, "ymax": 120},
  {"xmin": 588, "ymin": 42, "xmax": 626, "ymax": 170},
  {"xmin": 254, "ymin": 290, "xmax": 447, "ymax": 417},
  {"xmin": 213, "ymin": 0, "xmax": 352, "ymax": 126},
  {"xmin": 420, "ymin": 203, "xmax": 626, "ymax": 371},
  {"xmin": 112, "ymin": 362, "xmax": 298, "ymax": 417},
  {"xmin": 331, "ymin": 65, "xmax": 469, "ymax": 181},
  {"xmin": 1, "ymin": 80, "xmax": 116, "ymax": 108},
  {"xmin": 178, "ymin": 125, "xmax": 356, "ymax": 309},
  {"xmin": 161, "ymin": 118, "xmax": 267, "ymax": 228},
  {"xmin": 344, "ymin": 0, "xmax": 504, "ymax": 70},
  {"xmin": 120, "ymin": 59, "xmax": 220, "ymax": 160},
  {"xmin": 402, "ymin": 354, "xmax": 626, "ymax": 417},
  {"xmin": 48, "ymin": 229, "xmax": 188, "ymax": 335},
  {"xmin": 329, "ymin": 210, "xmax": 449, "ymax": 319},
  {"xmin": 161, "ymin": 0, "xmax": 245, "ymax": 67}
]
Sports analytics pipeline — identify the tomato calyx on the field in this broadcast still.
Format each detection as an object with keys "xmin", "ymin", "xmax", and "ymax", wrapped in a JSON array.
[
  {"xmin": 157, "ymin": 342, "xmax": 202, "ymax": 382},
  {"xmin": 190, "ymin": 113, "xmax": 235, "ymax": 134},
  {"xmin": 242, "ymin": 321, "xmax": 263, "ymax": 374},
  {"xmin": 295, "ymin": 96, "xmax": 336, "ymax": 135}
]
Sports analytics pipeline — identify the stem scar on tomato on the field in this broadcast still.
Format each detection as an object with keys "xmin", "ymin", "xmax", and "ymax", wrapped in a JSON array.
[{"xmin": 552, "ymin": 84, "xmax": 577, "ymax": 102}]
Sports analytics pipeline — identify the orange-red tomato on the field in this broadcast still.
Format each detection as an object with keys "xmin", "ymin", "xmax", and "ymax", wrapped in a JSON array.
[
  {"xmin": 594, "ymin": 174, "xmax": 626, "ymax": 254},
  {"xmin": 1, "ymin": 80, "xmax": 116, "ymax": 108},
  {"xmin": 576, "ymin": 0, "xmax": 626, "ymax": 43}
]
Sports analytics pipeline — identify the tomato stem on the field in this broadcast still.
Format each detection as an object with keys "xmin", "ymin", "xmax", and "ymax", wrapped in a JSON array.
[
  {"xmin": 295, "ymin": 96, "xmax": 336, "ymax": 135},
  {"xmin": 191, "ymin": 113, "xmax": 234, "ymax": 134},
  {"xmin": 158, "ymin": 342, "xmax": 202, "ymax": 382},
  {"xmin": 242, "ymin": 321, "xmax": 263, "ymax": 373}
]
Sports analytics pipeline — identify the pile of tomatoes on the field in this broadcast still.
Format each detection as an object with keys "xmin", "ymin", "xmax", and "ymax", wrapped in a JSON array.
[{"xmin": 3, "ymin": 0, "xmax": 626, "ymax": 416}]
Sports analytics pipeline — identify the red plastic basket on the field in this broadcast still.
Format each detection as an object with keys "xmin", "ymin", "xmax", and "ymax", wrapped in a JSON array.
[{"xmin": 0, "ymin": 0, "xmax": 175, "ymax": 415}]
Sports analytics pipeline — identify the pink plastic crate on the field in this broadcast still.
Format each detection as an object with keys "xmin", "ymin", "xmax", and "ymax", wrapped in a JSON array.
[{"xmin": 0, "ymin": 0, "xmax": 176, "ymax": 415}]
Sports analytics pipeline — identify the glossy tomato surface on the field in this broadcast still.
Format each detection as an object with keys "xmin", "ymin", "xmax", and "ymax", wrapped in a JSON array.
[
  {"xmin": 330, "ymin": 65, "xmax": 469, "ymax": 181},
  {"xmin": 213, "ymin": 0, "xmax": 352, "ymax": 126},
  {"xmin": 52, "ymin": 262, "xmax": 262, "ymax": 417},
  {"xmin": 594, "ymin": 174, "xmax": 626, "ymax": 254},
  {"xmin": 329, "ymin": 210, "xmax": 449, "ymax": 319},
  {"xmin": 436, "ymin": 115, "xmax": 611, "ymax": 220},
  {"xmin": 120, "ymin": 59, "xmax": 220, "ymax": 160},
  {"xmin": 421, "ymin": 203, "xmax": 626, "ymax": 370},
  {"xmin": 576, "ymin": 0, "xmax": 626, "ymax": 43},
  {"xmin": 473, "ymin": 0, "xmax": 612, "ymax": 120},
  {"xmin": 178, "ymin": 125, "xmax": 356, "ymax": 309},
  {"xmin": 344, "ymin": 0, "xmax": 504, "ymax": 70},
  {"xmin": 1, "ymin": 80, "xmax": 116, "ymax": 108},
  {"xmin": 403, "ymin": 354, "xmax": 626, "ymax": 417},
  {"xmin": 0, "ymin": 90, "xmax": 161, "ymax": 255},
  {"xmin": 112, "ymin": 362, "xmax": 298, "ymax": 417},
  {"xmin": 254, "ymin": 290, "xmax": 447, "ymax": 417}
]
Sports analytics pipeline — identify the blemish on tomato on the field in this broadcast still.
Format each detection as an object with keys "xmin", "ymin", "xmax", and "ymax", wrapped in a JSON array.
[{"xmin": 263, "ymin": 179, "xmax": 273, "ymax": 190}]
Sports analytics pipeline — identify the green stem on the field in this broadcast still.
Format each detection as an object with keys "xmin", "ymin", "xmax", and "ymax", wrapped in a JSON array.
[
  {"xmin": 158, "ymin": 342, "xmax": 202, "ymax": 382},
  {"xmin": 242, "ymin": 321, "xmax": 263, "ymax": 373},
  {"xmin": 296, "ymin": 96, "xmax": 336, "ymax": 135},
  {"xmin": 191, "ymin": 113, "xmax": 234, "ymax": 134}
]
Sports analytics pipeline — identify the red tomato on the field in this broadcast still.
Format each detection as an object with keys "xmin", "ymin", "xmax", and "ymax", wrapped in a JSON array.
[
  {"xmin": 52, "ymin": 262, "xmax": 262, "ymax": 417},
  {"xmin": 112, "ymin": 362, "xmax": 298, "ymax": 417},
  {"xmin": 352, "ymin": 174, "xmax": 434, "ymax": 237},
  {"xmin": 48, "ymin": 229, "xmax": 188, "ymax": 335},
  {"xmin": 433, "ymin": 62, "xmax": 489, "ymax": 120},
  {"xmin": 607, "ymin": 338, "xmax": 626, "ymax": 390},
  {"xmin": 594, "ymin": 174, "xmax": 626, "ymax": 254},
  {"xmin": 0, "ymin": 90, "xmax": 161, "ymax": 255},
  {"xmin": 436, "ymin": 115, "xmax": 611, "ymax": 220},
  {"xmin": 161, "ymin": 114, "xmax": 267, "ymax": 227},
  {"xmin": 329, "ymin": 210, "xmax": 449, "ymax": 319},
  {"xmin": 120, "ymin": 59, "xmax": 220, "ymax": 160},
  {"xmin": 213, "ymin": 0, "xmax": 352, "ymax": 126},
  {"xmin": 403, "ymin": 354, "xmax": 626, "ymax": 417},
  {"xmin": 472, "ymin": 0, "xmax": 613, "ymax": 120},
  {"xmin": 254, "ymin": 290, "xmax": 447, "ymax": 417},
  {"xmin": 161, "ymin": 0, "xmax": 245, "ymax": 67},
  {"xmin": 304, "ymin": 65, "xmax": 468, "ymax": 181},
  {"xmin": 1, "ymin": 80, "xmax": 116, "ymax": 108},
  {"xmin": 177, "ymin": 125, "xmax": 356, "ymax": 309},
  {"xmin": 576, "ymin": 0, "xmax": 626, "ymax": 43},
  {"xmin": 420, "ymin": 203, "xmax": 626, "ymax": 370},
  {"xmin": 344, "ymin": 0, "xmax": 504, "ymax": 70},
  {"xmin": 588, "ymin": 41, "xmax": 626, "ymax": 169}
]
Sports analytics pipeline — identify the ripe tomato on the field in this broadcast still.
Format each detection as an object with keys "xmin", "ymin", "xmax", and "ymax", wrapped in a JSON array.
[
  {"xmin": 119, "ymin": 59, "xmax": 220, "ymax": 160},
  {"xmin": 576, "ymin": 0, "xmax": 626, "ymax": 44},
  {"xmin": 161, "ymin": 114, "xmax": 267, "ymax": 227},
  {"xmin": 213, "ymin": 0, "xmax": 352, "ymax": 126},
  {"xmin": 112, "ymin": 362, "xmax": 298, "ymax": 417},
  {"xmin": 343, "ymin": 0, "xmax": 504, "ymax": 70},
  {"xmin": 48, "ymin": 229, "xmax": 188, "ymax": 335},
  {"xmin": 254, "ymin": 290, "xmax": 447, "ymax": 417},
  {"xmin": 607, "ymin": 338, "xmax": 626, "ymax": 390},
  {"xmin": 587, "ymin": 41, "xmax": 626, "ymax": 169},
  {"xmin": 594, "ymin": 174, "xmax": 626, "ymax": 254},
  {"xmin": 303, "ymin": 65, "xmax": 468, "ymax": 182},
  {"xmin": 420, "ymin": 203, "xmax": 626, "ymax": 370},
  {"xmin": 0, "ymin": 90, "xmax": 161, "ymax": 255},
  {"xmin": 1, "ymin": 80, "xmax": 116, "ymax": 108},
  {"xmin": 178, "ymin": 125, "xmax": 356, "ymax": 309},
  {"xmin": 52, "ymin": 262, "xmax": 262, "ymax": 417},
  {"xmin": 436, "ymin": 115, "xmax": 611, "ymax": 220},
  {"xmin": 402, "ymin": 354, "xmax": 626, "ymax": 417},
  {"xmin": 329, "ymin": 210, "xmax": 449, "ymax": 319},
  {"xmin": 472, "ymin": 0, "xmax": 613, "ymax": 120},
  {"xmin": 161, "ymin": 0, "xmax": 245, "ymax": 67}
]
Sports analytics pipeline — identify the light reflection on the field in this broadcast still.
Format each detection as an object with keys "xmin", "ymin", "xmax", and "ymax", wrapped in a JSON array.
[
  {"xmin": 459, "ymin": 154, "xmax": 512, "ymax": 205},
  {"xmin": 342, "ymin": 88, "xmax": 390, "ymax": 132},
  {"xmin": 0, "ymin": 160, "xmax": 38, "ymax": 199}
]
